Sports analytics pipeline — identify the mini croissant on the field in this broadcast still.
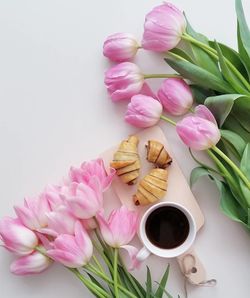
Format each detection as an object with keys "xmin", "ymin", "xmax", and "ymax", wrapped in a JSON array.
[
  {"xmin": 110, "ymin": 135, "xmax": 140, "ymax": 185},
  {"xmin": 133, "ymin": 168, "xmax": 168, "ymax": 206},
  {"xmin": 146, "ymin": 140, "xmax": 172, "ymax": 169}
]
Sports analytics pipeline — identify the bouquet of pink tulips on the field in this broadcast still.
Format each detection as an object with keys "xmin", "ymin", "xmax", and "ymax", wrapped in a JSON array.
[
  {"xmin": 0, "ymin": 159, "xmax": 174, "ymax": 298},
  {"xmin": 103, "ymin": 0, "xmax": 250, "ymax": 231}
]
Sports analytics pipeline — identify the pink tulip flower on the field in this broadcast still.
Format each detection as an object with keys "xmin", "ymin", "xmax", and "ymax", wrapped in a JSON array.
[
  {"xmin": 96, "ymin": 206, "xmax": 139, "ymax": 248},
  {"xmin": 39, "ymin": 206, "xmax": 77, "ymax": 237},
  {"xmin": 103, "ymin": 33, "xmax": 139, "ymax": 62},
  {"xmin": 14, "ymin": 194, "xmax": 51, "ymax": 231},
  {"xmin": 125, "ymin": 94, "xmax": 163, "ymax": 128},
  {"xmin": 10, "ymin": 251, "xmax": 52, "ymax": 275},
  {"xmin": 43, "ymin": 184, "xmax": 65, "ymax": 211},
  {"xmin": 0, "ymin": 217, "xmax": 38, "ymax": 255},
  {"xmin": 142, "ymin": 3, "xmax": 186, "ymax": 52},
  {"xmin": 62, "ymin": 180, "xmax": 103, "ymax": 219},
  {"xmin": 69, "ymin": 158, "xmax": 115, "ymax": 192},
  {"xmin": 47, "ymin": 221, "xmax": 93, "ymax": 268},
  {"xmin": 104, "ymin": 62, "xmax": 144, "ymax": 101},
  {"xmin": 176, "ymin": 105, "xmax": 221, "ymax": 150},
  {"xmin": 158, "ymin": 78, "xmax": 193, "ymax": 115}
]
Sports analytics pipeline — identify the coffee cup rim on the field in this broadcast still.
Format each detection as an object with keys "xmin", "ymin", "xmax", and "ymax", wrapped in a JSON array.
[{"xmin": 139, "ymin": 201, "xmax": 196, "ymax": 258}]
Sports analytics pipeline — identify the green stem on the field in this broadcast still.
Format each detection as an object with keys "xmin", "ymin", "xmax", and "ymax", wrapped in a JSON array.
[
  {"xmin": 94, "ymin": 229, "xmax": 107, "ymax": 249},
  {"xmin": 160, "ymin": 115, "xmax": 177, "ymax": 126},
  {"xmin": 182, "ymin": 33, "xmax": 250, "ymax": 92},
  {"xmin": 212, "ymin": 145, "xmax": 250, "ymax": 190},
  {"xmin": 92, "ymin": 255, "xmax": 105, "ymax": 274},
  {"xmin": 206, "ymin": 149, "xmax": 249, "ymax": 209},
  {"xmin": 207, "ymin": 149, "xmax": 238, "ymax": 189},
  {"xmin": 113, "ymin": 248, "xmax": 119, "ymax": 298},
  {"xmin": 167, "ymin": 51, "xmax": 187, "ymax": 61},
  {"xmin": 92, "ymin": 239, "xmax": 114, "ymax": 275},
  {"xmin": 86, "ymin": 264, "xmax": 137, "ymax": 298},
  {"xmin": 69, "ymin": 268, "xmax": 109, "ymax": 298},
  {"xmin": 144, "ymin": 73, "xmax": 182, "ymax": 79}
]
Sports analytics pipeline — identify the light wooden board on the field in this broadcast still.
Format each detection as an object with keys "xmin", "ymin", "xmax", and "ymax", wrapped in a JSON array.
[{"xmin": 100, "ymin": 126, "xmax": 206, "ymax": 284}]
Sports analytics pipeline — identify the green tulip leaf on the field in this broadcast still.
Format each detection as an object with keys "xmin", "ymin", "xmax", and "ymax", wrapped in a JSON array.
[
  {"xmin": 236, "ymin": 0, "xmax": 250, "ymax": 79},
  {"xmin": 223, "ymin": 114, "xmax": 250, "ymax": 142},
  {"xmin": 214, "ymin": 41, "xmax": 248, "ymax": 94},
  {"xmin": 208, "ymin": 149, "xmax": 248, "ymax": 209},
  {"xmin": 220, "ymin": 129, "xmax": 246, "ymax": 160},
  {"xmin": 232, "ymin": 96, "xmax": 250, "ymax": 132},
  {"xmin": 169, "ymin": 48, "xmax": 194, "ymax": 63},
  {"xmin": 209, "ymin": 40, "xmax": 249, "ymax": 79},
  {"xmin": 185, "ymin": 14, "xmax": 209, "ymax": 44},
  {"xmin": 190, "ymin": 167, "xmax": 217, "ymax": 188},
  {"xmin": 205, "ymin": 94, "xmax": 248, "ymax": 126},
  {"xmin": 129, "ymin": 273, "xmax": 147, "ymax": 297},
  {"xmin": 86, "ymin": 273, "xmax": 110, "ymax": 296},
  {"xmin": 184, "ymin": 16, "xmax": 222, "ymax": 78},
  {"xmin": 165, "ymin": 57, "xmax": 235, "ymax": 94},
  {"xmin": 146, "ymin": 266, "xmax": 153, "ymax": 298},
  {"xmin": 190, "ymin": 165, "xmax": 249, "ymax": 229},
  {"xmin": 214, "ymin": 179, "xmax": 249, "ymax": 228},
  {"xmin": 154, "ymin": 265, "xmax": 170, "ymax": 298},
  {"xmin": 190, "ymin": 85, "xmax": 215, "ymax": 104},
  {"xmin": 239, "ymin": 144, "xmax": 250, "ymax": 207}
]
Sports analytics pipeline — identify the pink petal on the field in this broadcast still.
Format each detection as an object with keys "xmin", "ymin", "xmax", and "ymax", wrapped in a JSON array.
[
  {"xmin": 95, "ymin": 212, "xmax": 114, "ymax": 247},
  {"xmin": 10, "ymin": 252, "xmax": 52, "ymax": 275},
  {"xmin": 74, "ymin": 222, "xmax": 93, "ymax": 260},
  {"xmin": 140, "ymin": 83, "xmax": 157, "ymax": 99},
  {"xmin": 194, "ymin": 105, "xmax": 217, "ymax": 125},
  {"xmin": 46, "ymin": 249, "xmax": 84, "ymax": 268},
  {"xmin": 120, "ymin": 245, "xmax": 141, "ymax": 271}
]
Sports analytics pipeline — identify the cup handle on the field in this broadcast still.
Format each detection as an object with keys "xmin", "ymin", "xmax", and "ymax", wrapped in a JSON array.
[
  {"xmin": 176, "ymin": 248, "xmax": 207, "ymax": 285},
  {"xmin": 136, "ymin": 246, "xmax": 151, "ymax": 262}
]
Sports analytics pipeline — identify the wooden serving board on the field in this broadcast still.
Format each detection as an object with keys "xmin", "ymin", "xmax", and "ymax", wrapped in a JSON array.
[{"xmin": 100, "ymin": 126, "xmax": 206, "ymax": 284}]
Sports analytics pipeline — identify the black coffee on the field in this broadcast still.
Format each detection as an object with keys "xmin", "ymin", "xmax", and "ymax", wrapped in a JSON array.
[{"xmin": 145, "ymin": 206, "xmax": 190, "ymax": 249}]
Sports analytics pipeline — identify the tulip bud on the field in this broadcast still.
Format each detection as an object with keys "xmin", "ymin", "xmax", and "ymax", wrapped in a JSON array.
[
  {"xmin": 104, "ymin": 62, "xmax": 144, "ymax": 101},
  {"xmin": 10, "ymin": 251, "xmax": 52, "ymax": 275},
  {"xmin": 142, "ymin": 3, "xmax": 186, "ymax": 52},
  {"xmin": 158, "ymin": 78, "xmax": 193, "ymax": 115},
  {"xmin": 0, "ymin": 217, "xmax": 38, "ymax": 255},
  {"xmin": 103, "ymin": 33, "xmax": 139, "ymax": 62},
  {"xmin": 125, "ymin": 94, "xmax": 163, "ymax": 128},
  {"xmin": 176, "ymin": 105, "xmax": 221, "ymax": 150}
]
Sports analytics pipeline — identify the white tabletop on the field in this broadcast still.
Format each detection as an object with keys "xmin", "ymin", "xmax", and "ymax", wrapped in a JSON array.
[{"xmin": 0, "ymin": 0, "xmax": 249, "ymax": 297}]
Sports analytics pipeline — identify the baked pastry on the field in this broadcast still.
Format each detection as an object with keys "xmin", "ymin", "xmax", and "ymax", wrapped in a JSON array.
[
  {"xmin": 146, "ymin": 140, "xmax": 172, "ymax": 169},
  {"xmin": 133, "ymin": 168, "xmax": 168, "ymax": 205},
  {"xmin": 110, "ymin": 135, "xmax": 140, "ymax": 185}
]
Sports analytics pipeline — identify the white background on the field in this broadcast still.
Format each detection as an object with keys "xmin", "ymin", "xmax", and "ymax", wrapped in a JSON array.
[{"xmin": 0, "ymin": 0, "xmax": 250, "ymax": 297}]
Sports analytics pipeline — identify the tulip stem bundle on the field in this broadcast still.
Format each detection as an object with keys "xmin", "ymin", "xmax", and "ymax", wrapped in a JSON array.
[
  {"xmin": 85, "ymin": 263, "xmax": 138, "ymax": 298},
  {"xmin": 69, "ymin": 268, "xmax": 110, "ymax": 298},
  {"xmin": 0, "ymin": 159, "xmax": 174, "ymax": 297},
  {"xmin": 211, "ymin": 146, "xmax": 250, "ymax": 192}
]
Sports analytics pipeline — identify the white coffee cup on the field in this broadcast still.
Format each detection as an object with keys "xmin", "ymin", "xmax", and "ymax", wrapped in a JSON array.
[{"xmin": 137, "ymin": 201, "xmax": 196, "ymax": 261}]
